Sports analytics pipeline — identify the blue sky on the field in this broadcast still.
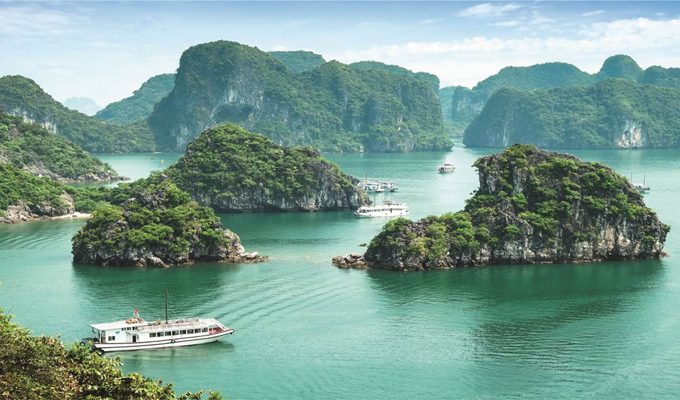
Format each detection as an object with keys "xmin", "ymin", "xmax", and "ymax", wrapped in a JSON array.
[{"xmin": 2, "ymin": 1, "xmax": 680, "ymax": 105}]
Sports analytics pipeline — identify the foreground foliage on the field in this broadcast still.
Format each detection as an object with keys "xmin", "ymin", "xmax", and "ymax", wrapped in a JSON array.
[{"xmin": 0, "ymin": 310, "xmax": 222, "ymax": 400}]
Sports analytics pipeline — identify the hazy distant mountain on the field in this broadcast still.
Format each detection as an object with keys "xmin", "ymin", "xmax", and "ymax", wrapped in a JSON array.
[
  {"xmin": 63, "ymin": 97, "xmax": 101, "ymax": 116},
  {"xmin": 0, "ymin": 75, "xmax": 155, "ymax": 153},
  {"xmin": 96, "ymin": 74, "xmax": 175, "ymax": 125},
  {"xmin": 440, "ymin": 55, "xmax": 680, "ymax": 135},
  {"xmin": 149, "ymin": 40, "xmax": 450, "ymax": 153},
  {"xmin": 464, "ymin": 79, "xmax": 680, "ymax": 149}
]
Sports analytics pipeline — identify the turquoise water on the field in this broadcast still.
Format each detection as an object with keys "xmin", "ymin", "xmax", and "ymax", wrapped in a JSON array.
[{"xmin": 1, "ymin": 148, "xmax": 679, "ymax": 398}]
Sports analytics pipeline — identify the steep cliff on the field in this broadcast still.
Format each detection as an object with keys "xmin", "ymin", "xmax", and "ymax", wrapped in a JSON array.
[
  {"xmin": 463, "ymin": 79, "xmax": 680, "ymax": 148},
  {"xmin": 0, "ymin": 75, "xmax": 155, "ymax": 152},
  {"xmin": 72, "ymin": 177, "xmax": 264, "ymax": 267},
  {"xmin": 0, "ymin": 110, "xmax": 120, "ymax": 182},
  {"xmin": 95, "ymin": 74, "xmax": 176, "ymax": 124},
  {"xmin": 148, "ymin": 40, "xmax": 450, "ymax": 153},
  {"xmin": 166, "ymin": 124, "xmax": 368, "ymax": 212},
  {"xmin": 333, "ymin": 145, "xmax": 669, "ymax": 271}
]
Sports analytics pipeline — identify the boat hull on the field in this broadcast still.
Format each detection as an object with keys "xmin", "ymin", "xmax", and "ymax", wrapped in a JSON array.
[{"xmin": 93, "ymin": 329, "xmax": 234, "ymax": 352}]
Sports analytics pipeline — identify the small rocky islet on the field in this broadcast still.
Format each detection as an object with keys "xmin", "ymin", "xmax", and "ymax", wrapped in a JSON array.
[
  {"xmin": 333, "ymin": 144, "xmax": 669, "ymax": 271},
  {"xmin": 71, "ymin": 177, "xmax": 265, "ymax": 267}
]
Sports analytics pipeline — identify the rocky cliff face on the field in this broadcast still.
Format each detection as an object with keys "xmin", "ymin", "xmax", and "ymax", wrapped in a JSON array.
[
  {"xmin": 334, "ymin": 145, "xmax": 669, "ymax": 271},
  {"xmin": 149, "ymin": 41, "xmax": 450, "ymax": 153},
  {"xmin": 71, "ymin": 178, "xmax": 265, "ymax": 267},
  {"xmin": 166, "ymin": 124, "xmax": 368, "ymax": 212}
]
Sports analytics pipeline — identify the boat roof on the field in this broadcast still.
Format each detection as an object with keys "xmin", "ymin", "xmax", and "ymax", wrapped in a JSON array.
[
  {"xmin": 90, "ymin": 317, "xmax": 221, "ymax": 331},
  {"xmin": 90, "ymin": 318, "xmax": 148, "ymax": 331}
]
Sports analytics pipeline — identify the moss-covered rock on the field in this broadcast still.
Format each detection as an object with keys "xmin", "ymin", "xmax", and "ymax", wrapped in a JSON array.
[
  {"xmin": 71, "ymin": 177, "xmax": 265, "ymax": 267},
  {"xmin": 335, "ymin": 145, "xmax": 669, "ymax": 271},
  {"xmin": 166, "ymin": 123, "xmax": 369, "ymax": 212}
]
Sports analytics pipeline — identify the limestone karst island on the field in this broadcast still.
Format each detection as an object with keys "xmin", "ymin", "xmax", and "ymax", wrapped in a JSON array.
[{"xmin": 1, "ymin": 2, "xmax": 680, "ymax": 399}]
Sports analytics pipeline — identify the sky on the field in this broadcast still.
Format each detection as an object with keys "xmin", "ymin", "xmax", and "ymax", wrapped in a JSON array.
[{"xmin": 2, "ymin": 1, "xmax": 680, "ymax": 106}]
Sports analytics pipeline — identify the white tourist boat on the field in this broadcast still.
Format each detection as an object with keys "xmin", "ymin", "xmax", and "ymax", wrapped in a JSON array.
[
  {"xmin": 354, "ymin": 200, "xmax": 409, "ymax": 218},
  {"xmin": 438, "ymin": 162, "xmax": 456, "ymax": 173},
  {"xmin": 85, "ymin": 294, "xmax": 234, "ymax": 352}
]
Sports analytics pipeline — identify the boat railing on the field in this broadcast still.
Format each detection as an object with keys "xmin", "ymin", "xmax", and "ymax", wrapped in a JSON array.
[{"xmin": 139, "ymin": 318, "xmax": 203, "ymax": 331}]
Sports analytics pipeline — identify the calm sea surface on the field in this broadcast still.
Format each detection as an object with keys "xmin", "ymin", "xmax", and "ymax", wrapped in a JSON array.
[{"xmin": 1, "ymin": 148, "xmax": 679, "ymax": 399}]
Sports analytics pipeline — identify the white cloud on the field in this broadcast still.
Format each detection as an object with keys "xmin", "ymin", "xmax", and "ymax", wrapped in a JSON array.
[
  {"xmin": 0, "ymin": 6, "xmax": 85, "ymax": 36},
  {"xmin": 582, "ymin": 10, "xmax": 605, "ymax": 17},
  {"xmin": 419, "ymin": 18, "xmax": 444, "ymax": 25},
  {"xmin": 458, "ymin": 3, "xmax": 523, "ymax": 18},
  {"xmin": 329, "ymin": 17, "xmax": 680, "ymax": 87}
]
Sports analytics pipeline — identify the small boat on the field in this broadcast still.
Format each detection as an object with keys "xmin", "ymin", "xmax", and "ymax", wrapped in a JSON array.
[
  {"xmin": 84, "ymin": 291, "xmax": 233, "ymax": 352},
  {"xmin": 631, "ymin": 174, "xmax": 650, "ymax": 194},
  {"xmin": 354, "ymin": 200, "xmax": 409, "ymax": 218},
  {"xmin": 438, "ymin": 163, "xmax": 455, "ymax": 173},
  {"xmin": 378, "ymin": 181, "xmax": 398, "ymax": 192}
]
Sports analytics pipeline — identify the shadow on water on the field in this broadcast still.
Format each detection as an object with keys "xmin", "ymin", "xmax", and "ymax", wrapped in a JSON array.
[
  {"xmin": 71, "ymin": 262, "xmax": 246, "ymax": 321},
  {"xmin": 366, "ymin": 259, "xmax": 665, "ymax": 351}
]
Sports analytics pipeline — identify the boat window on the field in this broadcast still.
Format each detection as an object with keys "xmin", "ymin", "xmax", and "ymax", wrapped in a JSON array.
[
  {"xmin": 172, "ymin": 330, "xmax": 179, "ymax": 335},
  {"xmin": 150, "ymin": 332, "xmax": 156, "ymax": 338},
  {"xmin": 188, "ymin": 329, "xmax": 194, "ymax": 334},
  {"xmin": 202, "ymin": 328, "xmax": 208, "ymax": 333},
  {"xmin": 180, "ymin": 330, "xmax": 187, "ymax": 335},
  {"xmin": 108, "ymin": 336, "xmax": 115, "ymax": 341},
  {"xmin": 159, "ymin": 332, "xmax": 165, "ymax": 337}
]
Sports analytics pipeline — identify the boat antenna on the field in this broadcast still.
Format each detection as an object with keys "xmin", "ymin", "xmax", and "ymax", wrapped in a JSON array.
[{"xmin": 164, "ymin": 288, "xmax": 169, "ymax": 324}]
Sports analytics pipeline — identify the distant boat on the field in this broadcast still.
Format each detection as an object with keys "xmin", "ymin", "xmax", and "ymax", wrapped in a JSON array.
[
  {"xmin": 84, "ymin": 290, "xmax": 233, "ymax": 352},
  {"xmin": 631, "ymin": 174, "xmax": 650, "ymax": 194},
  {"xmin": 438, "ymin": 162, "xmax": 455, "ymax": 173},
  {"xmin": 358, "ymin": 176, "xmax": 398, "ymax": 193},
  {"xmin": 354, "ymin": 200, "xmax": 409, "ymax": 218}
]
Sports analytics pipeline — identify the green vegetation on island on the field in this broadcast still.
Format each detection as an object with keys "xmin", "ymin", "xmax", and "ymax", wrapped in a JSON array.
[
  {"xmin": 72, "ymin": 175, "xmax": 265, "ymax": 266},
  {"xmin": 463, "ymin": 79, "xmax": 680, "ymax": 148},
  {"xmin": 0, "ymin": 75, "xmax": 156, "ymax": 153},
  {"xmin": 149, "ymin": 40, "xmax": 450, "ymax": 153},
  {"xmin": 0, "ymin": 110, "xmax": 120, "ymax": 182},
  {"xmin": 95, "ymin": 74, "xmax": 176, "ymax": 124},
  {"xmin": 440, "ymin": 54, "xmax": 680, "ymax": 135},
  {"xmin": 334, "ymin": 145, "xmax": 669, "ymax": 271},
  {"xmin": 0, "ymin": 310, "xmax": 222, "ymax": 399},
  {"xmin": 166, "ymin": 123, "xmax": 369, "ymax": 211},
  {"xmin": 268, "ymin": 50, "xmax": 326, "ymax": 73},
  {"xmin": 0, "ymin": 163, "xmax": 73, "ymax": 222}
]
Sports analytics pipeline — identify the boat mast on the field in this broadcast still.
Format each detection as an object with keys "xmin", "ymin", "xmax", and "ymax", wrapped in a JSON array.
[{"xmin": 165, "ymin": 288, "xmax": 168, "ymax": 324}]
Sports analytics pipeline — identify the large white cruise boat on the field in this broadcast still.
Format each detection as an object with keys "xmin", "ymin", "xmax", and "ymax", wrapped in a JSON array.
[
  {"xmin": 354, "ymin": 200, "xmax": 409, "ymax": 218},
  {"xmin": 86, "ymin": 310, "xmax": 234, "ymax": 352}
]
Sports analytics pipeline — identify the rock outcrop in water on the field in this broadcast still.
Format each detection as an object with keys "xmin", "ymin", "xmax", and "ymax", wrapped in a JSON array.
[
  {"xmin": 72, "ymin": 177, "xmax": 265, "ymax": 267},
  {"xmin": 334, "ymin": 145, "xmax": 669, "ymax": 271},
  {"xmin": 166, "ymin": 123, "xmax": 369, "ymax": 212}
]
